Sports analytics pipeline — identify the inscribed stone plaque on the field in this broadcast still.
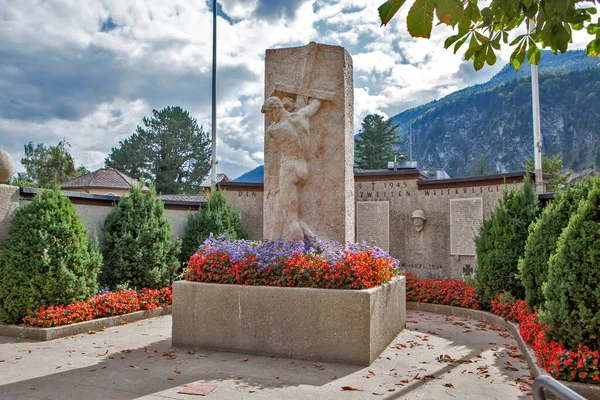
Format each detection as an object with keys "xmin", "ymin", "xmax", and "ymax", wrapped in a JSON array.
[
  {"xmin": 356, "ymin": 202, "xmax": 389, "ymax": 251},
  {"xmin": 450, "ymin": 198, "xmax": 483, "ymax": 256},
  {"xmin": 263, "ymin": 42, "xmax": 354, "ymax": 243}
]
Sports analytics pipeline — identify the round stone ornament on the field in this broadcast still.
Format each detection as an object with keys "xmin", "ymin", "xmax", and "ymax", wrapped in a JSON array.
[{"xmin": 0, "ymin": 149, "xmax": 15, "ymax": 182}]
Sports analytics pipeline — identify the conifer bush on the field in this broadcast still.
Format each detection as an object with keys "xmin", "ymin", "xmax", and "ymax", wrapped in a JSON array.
[
  {"xmin": 179, "ymin": 190, "xmax": 247, "ymax": 265},
  {"xmin": 101, "ymin": 185, "xmax": 180, "ymax": 289},
  {"xmin": 542, "ymin": 182, "xmax": 600, "ymax": 349},
  {"xmin": 0, "ymin": 189, "xmax": 101, "ymax": 324},
  {"xmin": 521, "ymin": 178, "xmax": 594, "ymax": 310},
  {"xmin": 475, "ymin": 179, "xmax": 540, "ymax": 308}
]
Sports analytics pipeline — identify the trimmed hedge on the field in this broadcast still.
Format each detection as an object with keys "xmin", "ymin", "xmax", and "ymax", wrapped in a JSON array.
[
  {"xmin": 475, "ymin": 179, "xmax": 540, "ymax": 307},
  {"xmin": 0, "ymin": 189, "xmax": 101, "ymax": 324},
  {"xmin": 101, "ymin": 185, "xmax": 180, "ymax": 290},
  {"xmin": 179, "ymin": 190, "xmax": 247, "ymax": 266},
  {"xmin": 521, "ymin": 178, "xmax": 594, "ymax": 310},
  {"xmin": 542, "ymin": 181, "xmax": 600, "ymax": 349}
]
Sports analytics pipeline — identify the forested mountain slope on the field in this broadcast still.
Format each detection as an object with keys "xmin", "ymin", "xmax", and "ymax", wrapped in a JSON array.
[{"xmin": 391, "ymin": 51, "xmax": 600, "ymax": 176}]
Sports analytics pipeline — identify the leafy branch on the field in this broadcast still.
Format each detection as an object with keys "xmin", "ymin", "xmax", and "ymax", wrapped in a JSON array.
[{"xmin": 378, "ymin": 0, "xmax": 600, "ymax": 70}]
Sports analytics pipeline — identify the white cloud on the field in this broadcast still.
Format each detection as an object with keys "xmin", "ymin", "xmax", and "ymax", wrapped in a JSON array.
[{"xmin": 0, "ymin": 0, "xmax": 592, "ymax": 181}]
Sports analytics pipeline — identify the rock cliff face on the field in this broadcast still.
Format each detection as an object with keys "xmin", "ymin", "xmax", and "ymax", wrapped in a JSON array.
[{"xmin": 391, "ymin": 51, "xmax": 600, "ymax": 177}]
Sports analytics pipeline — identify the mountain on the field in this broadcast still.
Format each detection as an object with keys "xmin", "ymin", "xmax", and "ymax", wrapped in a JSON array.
[
  {"xmin": 391, "ymin": 50, "xmax": 600, "ymax": 177},
  {"xmin": 235, "ymin": 165, "xmax": 264, "ymax": 182}
]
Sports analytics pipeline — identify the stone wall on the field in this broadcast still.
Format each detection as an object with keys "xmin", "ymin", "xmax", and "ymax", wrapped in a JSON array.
[
  {"xmin": 2, "ymin": 186, "xmax": 201, "ymax": 246},
  {"xmin": 354, "ymin": 171, "xmax": 525, "ymax": 279},
  {"xmin": 220, "ymin": 182, "xmax": 264, "ymax": 240},
  {"xmin": 220, "ymin": 171, "xmax": 541, "ymax": 279},
  {"xmin": 0, "ymin": 185, "xmax": 20, "ymax": 241}
]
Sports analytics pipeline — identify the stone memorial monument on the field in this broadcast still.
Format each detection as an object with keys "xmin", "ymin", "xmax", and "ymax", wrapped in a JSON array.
[{"xmin": 262, "ymin": 42, "xmax": 354, "ymax": 243}]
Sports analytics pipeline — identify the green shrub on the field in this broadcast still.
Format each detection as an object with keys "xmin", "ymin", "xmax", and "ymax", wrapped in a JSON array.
[
  {"xmin": 542, "ymin": 182, "xmax": 600, "ymax": 349},
  {"xmin": 0, "ymin": 189, "xmax": 101, "ymax": 324},
  {"xmin": 101, "ymin": 185, "xmax": 180, "ymax": 289},
  {"xmin": 179, "ymin": 190, "xmax": 247, "ymax": 265},
  {"xmin": 475, "ymin": 179, "xmax": 540, "ymax": 308},
  {"xmin": 520, "ymin": 178, "xmax": 594, "ymax": 310}
]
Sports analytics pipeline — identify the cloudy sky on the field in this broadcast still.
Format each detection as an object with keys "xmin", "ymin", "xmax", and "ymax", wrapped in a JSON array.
[{"xmin": 0, "ymin": 0, "xmax": 590, "ymax": 180}]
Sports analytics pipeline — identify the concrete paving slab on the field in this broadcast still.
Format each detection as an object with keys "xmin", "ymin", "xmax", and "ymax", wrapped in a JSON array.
[{"xmin": 0, "ymin": 311, "xmax": 532, "ymax": 399}]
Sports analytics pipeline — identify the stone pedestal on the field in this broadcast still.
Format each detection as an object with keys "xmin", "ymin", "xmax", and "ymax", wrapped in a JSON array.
[{"xmin": 263, "ymin": 42, "xmax": 354, "ymax": 243}]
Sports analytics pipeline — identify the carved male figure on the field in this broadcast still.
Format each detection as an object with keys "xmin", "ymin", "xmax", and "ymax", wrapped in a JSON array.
[{"xmin": 261, "ymin": 96, "xmax": 321, "ymax": 241}]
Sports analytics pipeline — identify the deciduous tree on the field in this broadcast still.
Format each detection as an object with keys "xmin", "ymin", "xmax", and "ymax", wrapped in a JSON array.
[
  {"xmin": 21, "ymin": 140, "xmax": 83, "ymax": 188},
  {"xmin": 523, "ymin": 154, "xmax": 571, "ymax": 192},
  {"xmin": 378, "ymin": 0, "xmax": 600, "ymax": 70}
]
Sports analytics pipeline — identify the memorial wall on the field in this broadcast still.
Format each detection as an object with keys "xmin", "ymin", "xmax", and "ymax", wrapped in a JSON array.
[{"xmin": 221, "ymin": 170, "xmax": 534, "ymax": 279}]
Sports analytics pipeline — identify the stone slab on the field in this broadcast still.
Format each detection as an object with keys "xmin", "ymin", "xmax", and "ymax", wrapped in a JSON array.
[
  {"xmin": 0, "ymin": 306, "xmax": 171, "ymax": 341},
  {"xmin": 0, "ymin": 184, "xmax": 20, "ymax": 241},
  {"xmin": 450, "ymin": 197, "xmax": 483, "ymax": 256},
  {"xmin": 263, "ymin": 42, "xmax": 354, "ymax": 243},
  {"xmin": 172, "ymin": 277, "xmax": 405, "ymax": 366},
  {"xmin": 356, "ymin": 201, "xmax": 389, "ymax": 251}
]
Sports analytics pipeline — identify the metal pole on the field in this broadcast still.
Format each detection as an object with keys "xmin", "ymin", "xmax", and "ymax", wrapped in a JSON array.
[
  {"xmin": 210, "ymin": 0, "xmax": 218, "ymax": 193},
  {"xmin": 409, "ymin": 125, "xmax": 413, "ymax": 161},
  {"xmin": 530, "ymin": 19, "xmax": 544, "ymax": 193}
]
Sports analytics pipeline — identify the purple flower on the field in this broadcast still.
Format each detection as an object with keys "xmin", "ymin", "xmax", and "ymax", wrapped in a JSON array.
[{"xmin": 195, "ymin": 236, "xmax": 400, "ymax": 271}]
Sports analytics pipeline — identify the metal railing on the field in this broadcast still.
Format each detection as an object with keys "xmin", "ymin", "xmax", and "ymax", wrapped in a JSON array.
[{"xmin": 533, "ymin": 375, "xmax": 586, "ymax": 400}]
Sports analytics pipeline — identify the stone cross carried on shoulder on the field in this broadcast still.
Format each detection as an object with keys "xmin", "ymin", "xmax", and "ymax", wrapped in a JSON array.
[
  {"xmin": 273, "ymin": 42, "xmax": 337, "ymax": 110},
  {"xmin": 262, "ymin": 42, "xmax": 355, "ymax": 244}
]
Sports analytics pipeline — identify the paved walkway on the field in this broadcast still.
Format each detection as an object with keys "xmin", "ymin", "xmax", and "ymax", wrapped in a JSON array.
[{"xmin": 0, "ymin": 311, "xmax": 533, "ymax": 399}]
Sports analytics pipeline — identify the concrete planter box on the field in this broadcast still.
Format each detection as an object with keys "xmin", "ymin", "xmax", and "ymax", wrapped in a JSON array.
[
  {"xmin": 0, "ymin": 306, "xmax": 171, "ymax": 341},
  {"xmin": 172, "ymin": 276, "xmax": 406, "ymax": 366}
]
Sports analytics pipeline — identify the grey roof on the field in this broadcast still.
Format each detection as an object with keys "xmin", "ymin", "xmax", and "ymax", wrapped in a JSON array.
[
  {"xmin": 61, "ymin": 169, "xmax": 147, "ymax": 191},
  {"xmin": 159, "ymin": 193, "xmax": 207, "ymax": 202},
  {"xmin": 200, "ymin": 173, "xmax": 228, "ymax": 188}
]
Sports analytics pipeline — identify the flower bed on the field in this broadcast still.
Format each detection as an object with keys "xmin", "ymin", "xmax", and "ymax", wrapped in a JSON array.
[
  {"xmin": 405, "ymin": 272, "xmax": 480, "ymax": 309},
  {"xmin": 184, "ymin": 238, "xmax": 397, "ymax": 290},
  {"xmin": 404, "ymin": 272, "xmax": 599, "ymax": 385},
  {"xmin": 22, "ymin": 287, "xmax": 172, "ymax": 328},
  {"xmin": 491, "ymin": 293, "xmax": 599, "ymax": 384}
]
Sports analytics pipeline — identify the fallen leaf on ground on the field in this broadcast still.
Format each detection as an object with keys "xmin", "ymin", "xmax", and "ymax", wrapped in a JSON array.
[
  {"xmin": 174, "ymin": 368, "xmax": 181, "ymax": 374},
  {"xmin": 368, "ymin": 370, "xmax": 376, "ymax": 375},
  {"xmin": 167, "ymin": 378, "xmax": 174, "ymax": 381},
  {"xmin": 443, "ymin": 383, "xmax": 455, "ymax": 388},
  {"xmin": 249, "ymin": 390, "xmax": 256, "ymax": 393},
  {"xmin": 242, "ymin": 358, "xmax": 249, "ymax": 362},
  {"xmin": 341, "ymin": 386, "xmax": 360, "ymax": 391},
  {"xmin": 388, "ymin": 388, "xmax": 396, "ymax": 392},
  {"xmin": 372, "ymin": 392, "xmax": 384, "ymax": 396},
  {"xmin": 330, "ymin": 376, "xmax": 338, "ymax": 380}
]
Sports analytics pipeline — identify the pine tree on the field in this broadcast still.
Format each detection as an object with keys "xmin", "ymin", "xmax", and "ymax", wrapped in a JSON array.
[
  {"xmin": 179, "ymin": 191, "xmax": 247, "ymax": 265},
  {"xmin": 105, "ymin": 107, "xmax": 211, "ymax": 194},
  {"xmin": 0, "ymin": 189, "xmax": 101, "ymax": 323},
  {"xmin": 355, "ymin": 114, "xmax": 402, "ymax": 169},
  {"xmin": 101, "ymin": 185, "xmax": 180, "ymax": 289}
]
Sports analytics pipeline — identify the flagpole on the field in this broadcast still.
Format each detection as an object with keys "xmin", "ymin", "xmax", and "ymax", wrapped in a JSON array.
[
  {"xmin": 210, "ymin": 0, "xmax": 218, "ymax": 193},
  {"xmin": 530, "ymin": 19, "xmax": 543, "ymax": 193}
]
